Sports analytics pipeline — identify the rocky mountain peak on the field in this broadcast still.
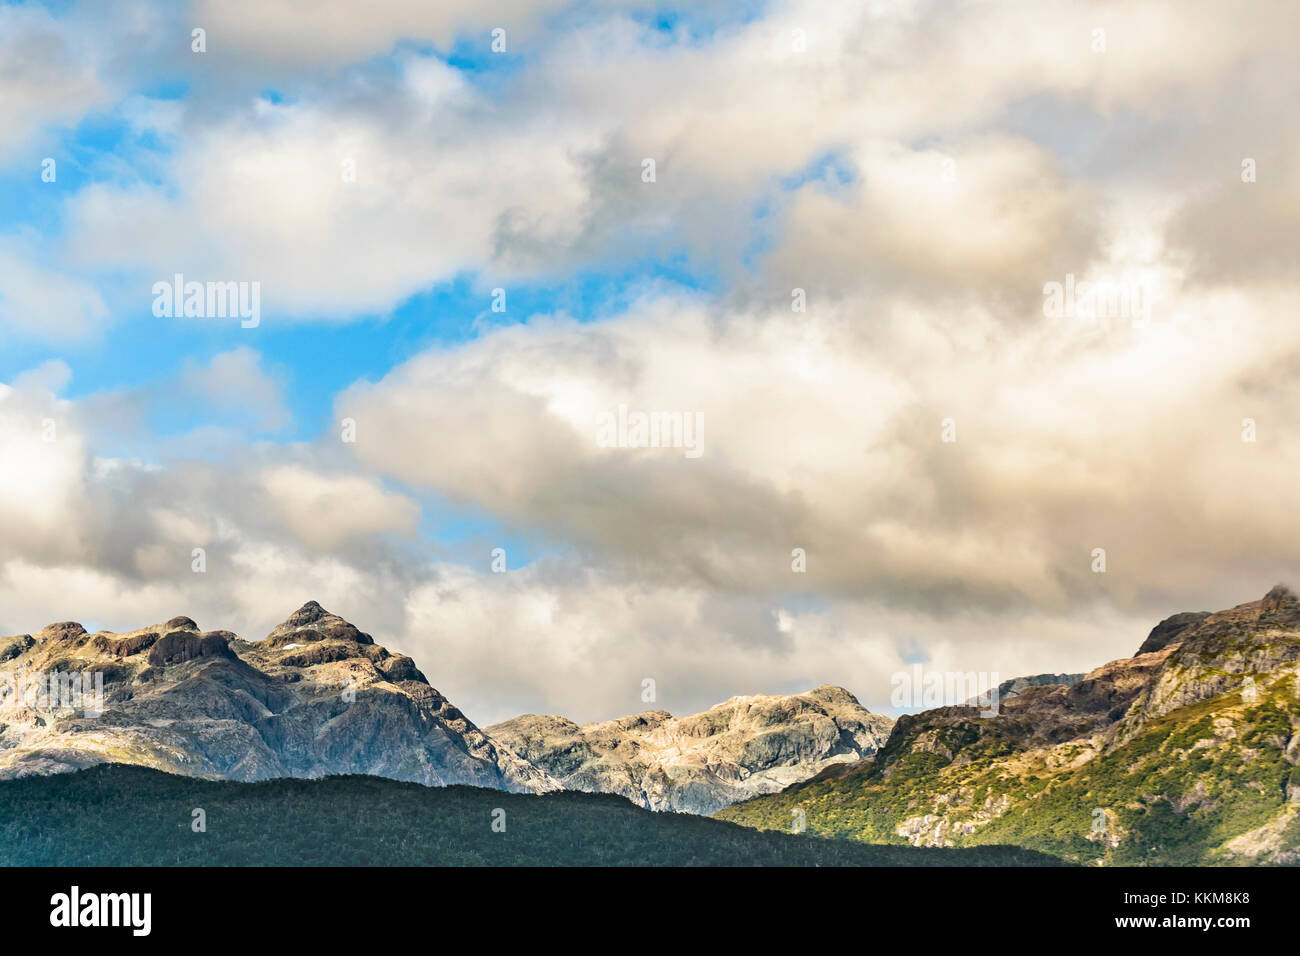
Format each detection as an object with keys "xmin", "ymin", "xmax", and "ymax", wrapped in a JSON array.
[
  {"xmin": 802, "ymin": 684, "xmax": 863, "ymax": 706},
  {"xmin": 37, "ymin": 621, "xmax": 88, "ymax": 643},
  {"xmin": 284, "ymin": 600, "xmax": 329, "ymax": 627},
  {"xmin": 721, "ymin": 585, "xmax": 1300, "ymax": 865},
  {"xmin": 1262, "ymin": 583, "xmax": 1297, "ymax": 612},
  {"xmin": 1136, "ymin": 610, "xmax": 1211, "ymax": 656},
  {"xmin": 487, "ymin": 686, "xmax": 894, "ymax": 814},
  {"xmin": 1134, "ymin": 586, "xmax": 1300, "ymax": 657},
  {"xmin": 1208, "ymin": 584, "xmax": 1300, "ymax": 627},
  {"xmin": 0, "ymin": 606, "xmax": 555, "ymax": 794},
  {"xmin": 265, "ymin": 601, "xmax": 374, "ymax": 646}
]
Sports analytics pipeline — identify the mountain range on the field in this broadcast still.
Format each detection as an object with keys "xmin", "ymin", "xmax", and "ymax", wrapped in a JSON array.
[
  {"xmin": 6, "ymin": 586, "xmax": 1300, "ymax": 865},
  {"xmin": 0, "ymin": 600, "xmax": 887, "ymax": 813}
]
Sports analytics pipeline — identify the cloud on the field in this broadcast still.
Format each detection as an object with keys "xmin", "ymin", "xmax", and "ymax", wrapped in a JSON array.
[
  {"xmin": 260, "ymin": 465, "xmax": 419, "ymax": 550},
  {"xmin": 12, "ymin": 359, "xmax": 72, "ymax": 393},
  {"xmin": 1165, "ymin": 144, "xmax": 1300, "ymax": 289},
  {"xmin": 0, "ymin": 239, "xmax": 109, "ymax": 341},
  {"xmin": 64, "ymin": 67, "xmax": 598, "ymax": 317},
  {"xmin": 183, "ymin": 347, "xmax": 292, "ymax": 433},
  {"xmin": 5, "ymin": 0, "xmax": 1300, "ymax": 725},
  {"xmin": 0, "ymin": 366, "xmax": 422, "ymax": 639},
  {"xmin": 0, "ymin": 3, "xmax": 110, "ymax": 164},
  {"xmin": 0, "ymin": 376, "xmax": 90, "ymax": 565},
  {"xmin": 767, "ymin": 134, "xmax": 1099, "ymax": 299},
  {"xmin": 189, "ymin": 0, "xmax": 575, "ymax": 67},
  {"xmin": 381, "ymin": 557, "xmax": 1162, "ymax": 725},
  {"xmin": 337, "ymin": 275, "xmax": 1300, "ymax": 623},
  {"xmin": 53, "ymin": 0, "xmax": 1299, "ymax": 323}
]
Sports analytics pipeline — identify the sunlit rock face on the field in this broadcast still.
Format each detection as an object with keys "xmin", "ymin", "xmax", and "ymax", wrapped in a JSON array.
[
  {"xmin": 0, "ymin": 602, "xmax": 557, "ymax": 794},
  {"xmin": 487, "ymin": 684, "xmax": 894, "ymax": 815}
]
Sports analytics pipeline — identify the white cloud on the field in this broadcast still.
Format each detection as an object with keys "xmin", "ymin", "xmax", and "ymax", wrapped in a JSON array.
[
  {"xmin": 0, "ymin": 3, "xmax": 110, "ymax": 164},
  {"xmin": 387, "ymin": 558, "xmax": 1160, "ymax": 725},
  {"xmin": 260, "ymin": 465, "xmax": 419, "ymax": 550},
  {"xmin": 0, "ymin": 369, "xmax": 421, "ymax": 640},
  {"xmin": 0, "ymin": 377, "xmax": 90, "ymax": 564},
  {"xmin": 337, "ymin": 274, "xmax": 1300, "ymax": 620},
  {"xmin": 0, "ymin": 239, "xmax": 109, "ymax": 341},
  {"xmin": 66, "ymin": 82, "xmax": 598, "ymax": 317},
  {"xmin": 5, "ymin": 0, "xmax": 1300, "ymax": 726},
  {"xmin": 184, "ymin": 347, "xmax": 291, "ymax": 432},
  {"xmin": 189, "ymin": 0, "xmax": 575, "ymax": 68},
  {"xmin": 55, "ymin": 0, "xmax": 1300, "ymax": 322}
]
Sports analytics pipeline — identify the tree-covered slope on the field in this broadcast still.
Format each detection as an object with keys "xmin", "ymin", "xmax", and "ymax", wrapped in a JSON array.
[{"xmin": 0, "ymin": 763, "xmax": 1061, "ymax": 866}]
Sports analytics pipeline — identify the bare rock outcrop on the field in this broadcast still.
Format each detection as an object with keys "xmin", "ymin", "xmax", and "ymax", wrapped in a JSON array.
[
  {"xmin": 0, "ymin": 603, "xmax": 556, "ymax": 794},
  {"xmin": 487, "ymin": 684, "xmax": 893, "ymax": 814}
]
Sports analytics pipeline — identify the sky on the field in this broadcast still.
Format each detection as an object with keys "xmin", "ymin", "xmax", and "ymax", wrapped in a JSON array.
[{"xmin": 1, "ymin": 0, "xmax": 1299, "ymax": 725}]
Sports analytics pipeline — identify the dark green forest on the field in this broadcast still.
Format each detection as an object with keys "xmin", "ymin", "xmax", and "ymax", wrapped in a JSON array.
[{"xmin": 0, "ymin": 764, "xmax": 1062, "ymax": 866}]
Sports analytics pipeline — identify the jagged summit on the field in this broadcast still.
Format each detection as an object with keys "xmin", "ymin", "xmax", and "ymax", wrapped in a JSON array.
[
  {"xmin": 1263, "ymin": 583, "xmax": 1298, "ymax": 611},
  {"xmin": 265, "ymin": 601, "xmax": 374, "ymax": 646},
  {"xmin": 721, "ymin": 586, "xmax": 1300, "ymax": 864},
  {"xmin": 282, "ymin": 600, "xmax": 330, "ymax": 627},
  {"xmin": 1136, "ymin": 584, "xmax": 1300, "ymax": 656},
  {"xmin": 1135, "ymin": 610, "xmax": 1210, "ymax": 656},
  {"xmin": 36, "ymin": 621, "xmax": 87, "ymax": 642},
  {"xmin": 487, "ymin": 684, "xmax": 893, "ymax": 814},
  {"xmin": 27, "ymin": 616, "xmax": 199, "ymax": 651}
]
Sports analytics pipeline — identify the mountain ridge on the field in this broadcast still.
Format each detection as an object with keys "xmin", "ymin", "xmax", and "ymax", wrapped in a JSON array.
[
  {"xmin": 487, "ymin": 683, "xmax": 893, "ymax": 814},
  {"xmin": 0, "ymin": 603, "xmax": 891, "ymax": 812},
  {"xmin": 716, "ymin": 586, "xmax": 1300, "ymax": 865},
  {"xmin": 0, "ymin": 602, "xmax": 555, "ymax": 793}
]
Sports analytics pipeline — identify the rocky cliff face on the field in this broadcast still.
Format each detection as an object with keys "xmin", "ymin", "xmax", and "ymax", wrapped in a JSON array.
[
  {"xmin": 718, "ymin": 586, "xmax": 1300, "ymax": 866},
  {"xmin": 1120, "ymin": 584, "xmax": 1300, "ymax": 732},
  {"xmin": 487, "ymin": 685, "xmax": 894, "ymax": 815},
  {"xmin": 0, "ymin": 604, "xmax": 892, "ymax": 813},
  {"xmin": 0, "ymin": 602, "xmax": 555, "ymax": 793}
]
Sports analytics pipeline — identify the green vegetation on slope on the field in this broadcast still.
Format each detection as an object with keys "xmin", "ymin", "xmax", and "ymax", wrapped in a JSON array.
[
  {"xmin": 0, "ymin": 764, "xmax": 1062, "ymax": 866},
  {"xmin": 716, "ymin": 674, "xmax": 1300, "ymax": 866}
]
